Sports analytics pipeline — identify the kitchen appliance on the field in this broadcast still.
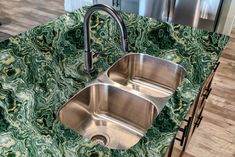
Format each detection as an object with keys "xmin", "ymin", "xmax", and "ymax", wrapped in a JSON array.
[
  {"xmin": 94, "ymin": 0, "xmax": 223, "ymax": 32},
  {"xmin": 139, "ymin": 0, "xmax": 223, "ymax": 32}
]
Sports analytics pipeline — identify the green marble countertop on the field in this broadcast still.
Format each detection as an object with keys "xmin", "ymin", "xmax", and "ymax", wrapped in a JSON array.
[{"xmin": 0, "ymin": 8, "xmax": 229, "ymax": 157}]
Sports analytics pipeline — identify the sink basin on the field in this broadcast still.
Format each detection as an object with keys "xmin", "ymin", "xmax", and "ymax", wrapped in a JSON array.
[
  {"xmin": 59, "ymin": 53, "xmax": 186, "ymax": 149},
  {"xmin": 59, "ymin": 83, "xmax": 158, "ymax": 149},
  {"xmin": 107, "ymin": 53, "xmax": 186, "ymax": 98}
]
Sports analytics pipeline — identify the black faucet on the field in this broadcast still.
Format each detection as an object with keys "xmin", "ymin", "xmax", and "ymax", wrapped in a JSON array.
[{"xmin": 83, "ymin": 4, "xmax": 128, "ymax": 72}]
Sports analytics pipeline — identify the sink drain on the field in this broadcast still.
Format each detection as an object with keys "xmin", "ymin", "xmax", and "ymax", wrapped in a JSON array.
[{"xmin": 91, "ymin": 135, "xmax": 108, "ymax": 146}]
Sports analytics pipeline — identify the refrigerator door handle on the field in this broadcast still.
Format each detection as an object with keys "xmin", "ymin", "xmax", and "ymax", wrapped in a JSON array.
[
  {"xmin": 168, "ymin": 0, "xmax": 176, "ymax": 22},
  {"xmin": 172, "ymin": 0, "xmax": 176, "ymax": 13},
  {"xmin": 166, "ymin": 0, "xmax": 171, "ymax": 21}
]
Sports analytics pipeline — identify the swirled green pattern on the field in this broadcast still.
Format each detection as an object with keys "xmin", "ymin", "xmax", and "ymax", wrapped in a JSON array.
[{"xmin": 0, "ymin": 7, "xmax": 229, "ymax": 157}]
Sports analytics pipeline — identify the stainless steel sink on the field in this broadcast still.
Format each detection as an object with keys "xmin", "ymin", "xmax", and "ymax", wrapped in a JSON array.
[
  {"xmin": 106, "ymin": 53, "xmax": 186, "ymax": 98},
  {"xmin": 59, "ymin": 53, "xmax": 186, "ymax": 150},
  {"xmin": 59, "ymin": 83, "xmax": 158, "ymax": 149}
]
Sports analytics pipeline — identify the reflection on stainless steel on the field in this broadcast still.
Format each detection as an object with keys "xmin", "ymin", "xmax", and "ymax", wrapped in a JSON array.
[
  {"xmin": 172, "ymin": 0, "xmax": 201, "ymax": 28},
  {"xmin": 59, "ymin": 83, "xmax": 157, "ymax": 149},
  {"xmin": 121, "ymin": 0, "xmax": 139, "ymax": 14},
  {"xmin": 139, "ymin": 0, "xmax": 170, "ymax": 21},
  {"xmin": 200, "ymin": 0, "xmax": 209, "ymax": 19},
  {"xmin": 200, "ymin": 0, "xmax": 221, "ymax": 20},
  {"xmin": 84, "ymin": 4, "xmax": 128, "ymax": 72},
  {"xmin": 106, "ymin": 53, "xmax": 186, "ymax": 98}
]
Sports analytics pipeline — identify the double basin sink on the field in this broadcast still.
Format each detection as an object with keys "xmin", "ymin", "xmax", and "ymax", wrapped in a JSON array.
[{"xmin": 58, "ymin": 53, "xmax": 186, "ymax": 149}]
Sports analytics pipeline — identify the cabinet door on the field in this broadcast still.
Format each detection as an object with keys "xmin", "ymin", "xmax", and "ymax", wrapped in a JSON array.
[
  {"xmin": 120, "ymin": 0, "xmax": 139, "ymax": 14},
  {"xmin": 94, "ymin": 0, "xmax": 121, "ymax": 10},
  {"xmin": 192, "ymin": 62, "xmax": 220, "ymax": 131}
]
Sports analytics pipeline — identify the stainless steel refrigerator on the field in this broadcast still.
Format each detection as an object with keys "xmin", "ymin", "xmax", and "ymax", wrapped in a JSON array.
[{"xmin": 138, "ymin": 0, "xmax": 223, "ymax": 32}]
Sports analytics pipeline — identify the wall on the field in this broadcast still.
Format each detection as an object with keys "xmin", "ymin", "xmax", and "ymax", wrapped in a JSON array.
[
  {"xmin": 216, "ymin": 0, "xmax": 235, "ymax": 35},
  {"xmin": 233, "ymin": 16, "xmax": 235, "ymax": 28}
]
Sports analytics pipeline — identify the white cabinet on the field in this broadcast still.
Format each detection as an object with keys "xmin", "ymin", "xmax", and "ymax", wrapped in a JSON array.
[
  {"xmin": 93, "ymin": 0, "xmax": 121, "ymax": 10},
  {"xmin": 94, "ymin": 0, "xmax": 140, "ymax": 13}
]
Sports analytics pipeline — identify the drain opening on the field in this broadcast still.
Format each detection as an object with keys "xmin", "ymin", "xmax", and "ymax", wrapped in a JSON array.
[{"xmin": 91, "ymin": 135, "xmax": 108, "ymax": 146}]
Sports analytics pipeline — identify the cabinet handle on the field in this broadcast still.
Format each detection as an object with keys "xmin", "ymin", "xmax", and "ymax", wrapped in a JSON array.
[
  {"xmin": 203, "ymin": 88, "xmax": 212, "ymax": 99},
  {"xmin": 214, "ymin": 61, "xmax": 220, "ymax": 72},
  {"xmin": 196, "ymin": 116, "xmax": 203, "ymax": 128},
  {"xmin": 116, "ymin": 0, "xmax": 119, "ymax": 7},
  {"xmin": 112, "ymin": 0, "xmax": 115, "ymax": 6},
  {"xmin": 175, "ymin": 117, "xmax": 192, "ymax": 146}
]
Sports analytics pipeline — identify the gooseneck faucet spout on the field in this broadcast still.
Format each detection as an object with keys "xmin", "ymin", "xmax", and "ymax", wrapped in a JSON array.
[{"xmin": 84, "ymin": 4, "xmax": 128, "ymax": 72}]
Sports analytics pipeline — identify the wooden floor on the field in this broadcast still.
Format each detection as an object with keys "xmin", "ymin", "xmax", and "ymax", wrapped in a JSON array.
[
  {"xmin": 0, "ymin": 1, "xmax": 235, "ymax": 156},
  {"xmin": 0, "ymin": 0, "xmax": 64, "ymax": 36}
]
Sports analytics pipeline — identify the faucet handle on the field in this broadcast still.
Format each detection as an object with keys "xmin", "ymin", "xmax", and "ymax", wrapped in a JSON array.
[{"xmin": 92, "ymin": 50, "xmax": 99, "ymax": 58}]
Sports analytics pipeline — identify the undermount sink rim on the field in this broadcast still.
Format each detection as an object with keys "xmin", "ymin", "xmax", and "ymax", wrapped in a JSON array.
[{"xmin": 106, "ymin": 52, "xmax": 187, "ymax": 78}]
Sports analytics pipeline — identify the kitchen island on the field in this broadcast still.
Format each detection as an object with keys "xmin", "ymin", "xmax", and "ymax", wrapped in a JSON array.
[{"xmin": 0, "ymin": 7, "xmax": 229, "ymax": 156}]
